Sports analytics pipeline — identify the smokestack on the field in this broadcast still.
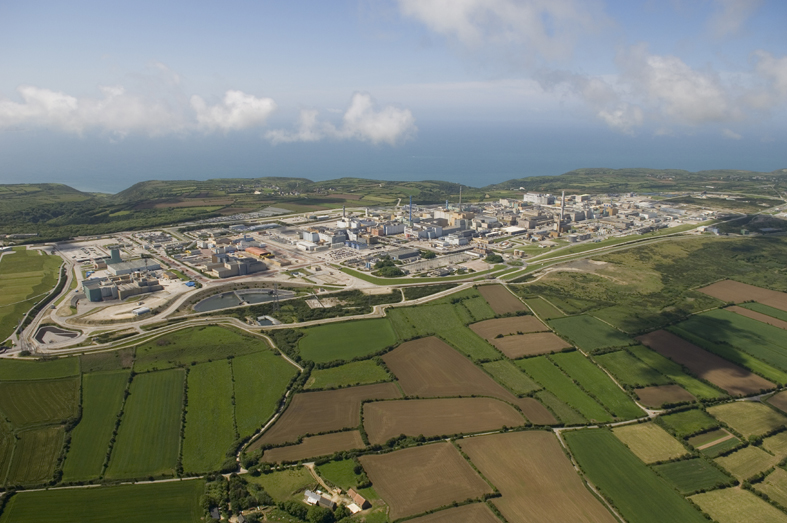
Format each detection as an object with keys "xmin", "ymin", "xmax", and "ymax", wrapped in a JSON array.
[
  {"xmin": 342, "ymin": 205, "xmax": 346, "ymax": 219},
  {"xmin": 446, "ymin": 199, "xmax": 449, "ymax": 210},
  {"xmin": 459, "ymin": 186, "xmax": 462, "ymax": 212},
  {"xmin": 559, "ymin": 190, "xmax": 566, "ymax": 236},
  {"xmin": 409, "ymin": 195, "xmax": 413, "ymax": 226}
]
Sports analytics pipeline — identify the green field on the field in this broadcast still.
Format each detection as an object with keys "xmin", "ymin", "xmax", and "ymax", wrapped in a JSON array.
[
  {"xmin": 79, "ymin": 348, "xmax": 134, "ymax": 373},
  {"xmin": 245, "ymin": 468, "xmax": 315, "ymax": 501},
  {"xmin": 0, "ymin": 423, "xmax": 14, "ymax": 485},
  {"xmin": 482, "ymin": 360, "xmax": 542, "ymax": 395},
  {"xmin": 628, "ymin": 345, "xmax": 726, "ymax": 400},
  {"xmin": 548, "ymin": 315, "xmax": 632, "ymax": 352},
  {"xmin": 298, "ymin": 318, "xmax": 397, "ymax": 363},
  {"xmin": 105, "ymin": 369, "xmax": 185, "ymax": 479},
  {"xmin": 691, "ymin": 487, "xmax": 787, "ymax": 523},
  {"xmin": 0, "ymin": 479, "xmax": 204, "ymax": 523},
  {"xmin": 6, "ymin": 426, "xmax": 64, "ymax": 485},
  {"xmin": 565, "ymin": 429, "xmax": 708, "ymax": 523},
  {"xmin": 535, "ymin": 391, "xmax": 587, "ymax": 425},
  {"xmin": 0, "ymin": 357, "xmax": 79, "ymax": 381},
  {"xmin": 306, "ymin": 360, "xmax": 390, "ymax": 390},
  {"xmin": 182, "ymin": 361, "xmax": 236, "ymax": 473},
  {"xmin": 658, "ymin": 409, "xmax": 719, "ymax": 439},
  {"xmin": 652, "ymin": 458, "xmax": 733, "ymax": 494},
  {"xmin": 316, "ymin": 459, "xmax": 379, "ymax": 502},
  {"xmin": 551, "ymin": 351, "xmax": 644, "ymax": 419},
  {"xmin": 517, "ymin": 356, "xmax": 612, "ymax": 423},
  {"xmin": 524, "ymin": 297, "xmax": 565, "ymax": 320},
  {"xmin": 63, "ymin": 371, "xmax": 129, "ymax": 481},
  {"xmin": 714, "ymin": 445, "xmax": 779, "ymax": 480},
  {"xmin": 612, "ymin": 423, "xmax": 689, "ymax": 464},
  {"xmin": 0, "ymin": 247, "xmax": 62, "ymax": 341},
  {"xmin": 741, "ymin": 302, "xmax": 787, "ymax": 322},
  {"xmin": 0, "ymin": 377, "xmax": 79, "ymax": 427},
  {"xmin": 232, "ymin": 350, "xmax": 298, "ymax": 438},
  {"xmin": 707, "ymin": 401, "xmax": 787, "ymax": 438},
  {"xmin": 134, "ymin": 326, "xmax": 263, "ymax": 372},
  {"xmin": 595, "ymin": 350, "xmax": 672, "ymax": 388}
]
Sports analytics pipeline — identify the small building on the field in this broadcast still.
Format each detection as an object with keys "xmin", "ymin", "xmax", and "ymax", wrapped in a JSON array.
[
  {"xmin": 304, "ymin": 490, "xmax": 321, "ymax": 506},
  {"xmin": 107, "ymin": 258, "xmax": 161, "ymax": 276},
  {"xmin": 209, "ymin": 507, "xmax": 220, "ymax": 520},
  {"xmin": 132, "ymin": 306, "xmax": 150, "ymax": 316},
  {"xmin": 347, "ymin": 489, "xmax": 370, "ymax": 510},
  {"xmin": 388, "ymin": 248, "xmax": 419, "ymax": 261},
  {"xmin": 318, "ymin": 496, "xmax": 336, "ymax": 510}
]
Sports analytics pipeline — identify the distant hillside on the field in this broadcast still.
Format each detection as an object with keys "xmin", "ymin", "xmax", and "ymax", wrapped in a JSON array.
[{"xmin": 0, "ymin": 183, "xmax": 94, "ymax": 214}]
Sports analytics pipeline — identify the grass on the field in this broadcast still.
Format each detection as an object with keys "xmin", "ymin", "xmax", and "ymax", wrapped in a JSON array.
[
  {"xmin": 595, "ymin": 349, "xmax": 672, "ymax": 388},
  {"xmin": 565, "ymin": 429, "xmax": 708, "ymax": 523},
  {"xmin": 0, "ymin": 377, "xmax": 79, "ymax": 427},
  {"xmin": 305, "ymin": 360, "xmax": 390, "ymax": 390},
  {"xmin": 0, "ymin": 357, "xmax": 79, "ymax": 380},
  {"xmin": 0, "ymin": 423, "xmax": 14, "ymax": 486},
  {"xmin": 691, "ymin": 487, "xmax": 787, "ymax": 523},
  {"xmin": 701, "ymin": 437, "xmax": 742, "ymax": 458},
  {"xmin": 628, "ymin": 345, "xmax": 727, "ymax": 400},
  {"xmin": 535, "ymin": 391, "xmax": 587, "ymax": 425},
  {"xmin": 652, "ymin": 458, "xmax": 733, "ymax": 494},
  {"xmin": 741, "ymin": 302, "xmax": 787, "ymax": 322},
  {"xmin": 245, "ymin": 467, "xmax": 315, "ymax": 501},
  {"xmin": 182, "ymin": 361, "xmax": 236, "ymax": 473},
  {"xmin": 707, "ymin": 402, "xmax": 787, "ymax": 438},
  {"xmin": 461, "ymin": 295, "xmax": 497, "ymax": 322},
  {"xmin": 658, "ymin": 409, "xmax": 719, "ymax": 439},
  {"xmin": 612, "ymin": 423, "xmax": 689, "ymax": 464},
  {"xmin": 62, "ymin": 371, "xmax": 129, "ymax": 482},
  {"xmin": 316, "ymin": 459, "xmax": 362, "ymax": 491},
  {"xmin": 0, "ymin": 479, "xmax": 204, "ymax": 523},
  {"xmin": 298, "ymin": 318, "xmax": 397, "ymax": 363},
  {"xmin": 134, "ymin": 325, "xmax": 264, "ymax": 372},
  {"xmin": 548, "ymin": 315, "xmax": 632, "ymax": 351},
  {"xmin": 517, "ymin": 357, "xmax": 612, "ymax": 423},
  {"xmin": 232, "ymin": 350, "xmax": 298, "ymax": 438},
  {"xmin": 754, "ymin": 468, "xmax": 787, "ymax": 508},
  {"xmin": 337, "ymin": 264, "xmax": 506, "ymax": 285},
  {"xmin": 524, "ymin": 297, "xmax": 565, "ymax": 320},
  {"xmin": 79, "ymin": 348, "xmax": 133, "ymax": 373},
  {"xmin": 6, "ymin": 426, "xmax": 64, "ymax": 485},
  {"xmin": 714, "ymin": 446, "xmax": 779, "ymax": 480},
  {"xmin": 482, "ymin": 360, "xmax": 542, "ymax": 395},
  {"xmin": 551, "ymin": 351, "xmax": 644, "ymax": 419},
  {"xmin": 105, "ymin": 369, "xmax": 185, "ymax": 479}
]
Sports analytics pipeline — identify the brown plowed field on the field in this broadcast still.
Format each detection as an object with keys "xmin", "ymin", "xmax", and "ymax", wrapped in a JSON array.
[
  {"xmin": 698, "ymin": 281, "xmax": 787, "ymax": 311},
  {"xmin": 470, "ymin": 316, "xmax": 548, "ymax": 339},
  {"xmin": 262, "ymin": 431, "xmax": 365, "ymax": 463},
  {"xmin": 635, "ymin": 384, "xmax": 697, "ymax": 408},
  {"xmin": 359, "ymin": 442, "xmax": 492, "ymax": 520},
  {"xmin": 363, "ymin": 398, "xmax": 525, "ymax": 444},
  {"xmin": 251, "ymin": 383, "xmax": 401, "ymax": 448},
  {"xmin": 518, "ymin": 397, "xmax": 559, "ymax": 425},
  {"xmin": 636, "ymin": 330, "xmax": 774, "ymax": 396},
  {"xmin": 405, "ymin": 503, "xmax": 500, "ymax": 523},
  {"xmin": 458, "ymin": 431, "xmax": 616, "ymax": 523},
  {"xmin": 383, "ymin": 337, "xmax": 556, "ymax": 423},
  {"xmin": 768, "ymin": 391, "xmax": 787, "ymax": 414},
  {"xmin": 728, "ymin": 306, "xmax": 787, "ymax": 331},
  {"xmin": 491, "ymin": 332, "xmax": 573, "ymax": 359},
  {"xmin": 477, "ymin": 285, "xmax": 528, "ymax": 314}
]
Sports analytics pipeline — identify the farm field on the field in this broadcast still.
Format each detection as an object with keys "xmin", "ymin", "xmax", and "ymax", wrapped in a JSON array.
[
  {"xmin": 741, "ymin": 302, "xmax": 787, "ymax": 322},
  {"xmin": 6, "ymin": 426, "xmax": 64, "ymax": 485},
  {"xmin": 715, "ymin": 445, "xmax": 779, "ymax": 480},
  {"xmin": 79, "ymin": 348, "xmax": 134, "ymax": 373},
  {"xmin": 363, "ymin": 398, "xmax": 524, "ymax": 444},
  {"xmin": 659, "ymin": 409, "xmax": 719, "ymax": 439},
  {"xmin": 612, "ymin": 423, "xmax": 688, "ymax": 464},
  {"xmin": 359, "ymin": 442, "xmax": 492, "ymax": 520},
  {"xmin": 729, "ymin": 305, "xmax": 787, "ymax": 330},
  {"xmin": 477, "ymin": 284, "xmax": 527, "ymax": 314},
  {"xmin": 707, "ymin": 401, "xmax": 787, "ymax": 438},
  {"xmin": 701, "ymin": 437, "xmax": 742, "ymax": 458},
  {"xmin": 524, "ymin": 297, "xmax": 565, "ymax": 319},
  {"xmin": 755, "ymin": 468, "xmax": 787, "ymax": 508},
  {"xmin": 305, "ymin": 360, "xmax": 389, "ymax": 390},
  {"xmin": 232, "ymin": 350, "xmax": 298, "ymax": 438},
  {"xmin": 482, "ymin": 359, "xmax": 542, "ymax": 395},
  {"xmin": 469, "ymin": 315, "xmax": 547, "ymax": 339},
  {"xmin": 405, "ymin": 503, "xmax": 500, "ymax": 523},
  {"xmin": 548, "ymin": 315, "xmax": 632, "ymax": 351},
  {"xmin": 536, "ymin": 390, "xmax": 586, "ymax": 425},
  {"xmin": 490, "ymin": 332, "xmax": 572, "ymax": 358},
  {"xmin": 0, "ymin": 356, "xmax": 78, "ymax": 381},
  {"xmin": 652, "ymin": 458, "xmax": 733, "ymax": 494},
  {"xmin": 251, "ymin": 383, "xmax": 400, "ymax": 448},
  {"xmin": 459, "ymin": 431, "xmax": 616, "ymax": 523},
  {"xmin": 245, "ymin": 467, "xmax": 315, "ymax": 502},
  {"xmin": 0, "ymin": 479, "xmax": 204, "ymax": 523},
  {"xmin": 63, "ymin": 371, "xmax": 129, "ymax": 481},
  {"xmin": 595, "ymin": 349, "xmax": 672, "ymax": 388},
  {"xmin": 0, "ymin": 377, "xmax": 79, "ymax": 427},
  {"xmin": 691, "ymin": 487, "xmax": 787, "ymax": 523},
  {"xmin": 770, "ymin": 391, "xmax": 787, "ymax": 413},
  {"xmin": 181, "ymin": 361, "xmax": 236, "ymax": 473},
  {"xmin": 551, "ymin": 351, "xmax": 644, "ymax": 419},
  {"xmin": 698, "ymin": 280, "xmax": 787, "ymax": 312},
  {"xmin": 105, "ymin": 369, "xmax": 185, "ymax": 479},
  {"xmin": 298, "ymin": 318, "xmax": 397, "ymax": 363},
  {"xmin": 0, "ymin": 424, "xmax": 14, "ymax": 485},
  {"xmin": 636, "ymin": 330, "xmax": 775, "ymax": 396},
  {"xmin": 635, "ymin": 385, "xmax": 696, "ymax": 408},
  {"xmin": 565, "ymin": 429, "xmax": 708, "ymax": 523},
  {"xmin": 262, "ymin": 431, "xmax": 365, "ymax": 463},
  {"xmin": 687, "ymin": 428, "xmax": 734, "ymax": 448},
  {"xmin": 627, "ymin": 345, "xmax": 726, "ymax": 400}
]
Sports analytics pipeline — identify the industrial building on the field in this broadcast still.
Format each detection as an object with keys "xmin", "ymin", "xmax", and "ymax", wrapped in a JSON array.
[
  {"xmin": 107, "ymin": 258, "xmax": 161, "ymax": 276},
  {"xmin": 82, "ymin": 272, "xmax": 164, "ymax": 302}
]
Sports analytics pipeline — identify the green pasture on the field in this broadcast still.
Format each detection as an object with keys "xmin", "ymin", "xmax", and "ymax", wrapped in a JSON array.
[
  {"xmin": 482, "ymin": 360, "xmax": 542, "ymax": 396},
  {"xmin": 707, "ymin": 401, "xmax": 787, "ymax": 438},
  {"xmin": 6, "ymin": 426, "xmax": 64, "ymax": 486},
  {"xmin": 306, "ymin": 360, "xmax": 390, "ymax": 390},
  {"xmin": 658, "ymin": 409, "xmax": 719, "ymax": 439},
  {"xmin": 740, "ymin": 302, "xmax": 787, "ymax": 322},
  {"xmin": 627, "ymin": 345, "xmax": 726, "ymax": 400},
  {"xmin": 0, "ymin": 377, "xmax": 79, "ymax": 427},
  {"xmin": 523, "ymin": 297, "xmax": 565, "ymax": 319},
  {"xmin": 79, "ymin": 348, "xmax": 134, "ymax": 373},
  {"xmin": 535, "ymin": 391, "xmax": 586, "ymax": 425},
  {"xmin": 298, "ymin": 318, "xmax": 397, "ymax": 363},
  {"xmin": 548, "ymin": 315, "xmax": 632, "ymax": 352},
  {"xmin": 595, "ymin": 349, "xmax": 671, "ymax": 388},
  {"xmin": 0, "ymin": 356, "xmax": 79, "ymax": 381},
  {"xmin": 245, "ymin": 468, "xmax": 315, "ymax": 501}
]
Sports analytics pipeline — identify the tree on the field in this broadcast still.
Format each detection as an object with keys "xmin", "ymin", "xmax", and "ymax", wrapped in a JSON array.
[
  {"xmin": 307, "ymin": 505, "xmax": 335, "ymax": 523},
  {"xmin": 420, "ymin": 250, "xmax": 436, "ymax": 259},
  {"xmin": 485, "ymin": 254, "xmax": 504, "ymax": 263}
]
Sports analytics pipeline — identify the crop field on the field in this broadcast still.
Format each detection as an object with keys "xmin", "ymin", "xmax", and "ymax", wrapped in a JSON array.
[
  {"xmin": 405, "ymin": 503, "xmax": 500, "ymax": 523},
  {"xmin": 316, "ymin": 459, "xmax": 364, "ymax": 491},
  {"xmin": 246, "ymin": 467, "xmax": 315, "ymax": 501},
  {"xmin": 298, "ymin": 318, "xmax": 397, "ymax": 363},
  {"xmin": 729, "ymin": 305, "xmax": 787, "ymax": 330},
  {"xmin": 490, "ymin": 332, "xmax": 573, "ymax": 359},
  {"xmin": 477, "ymin": 284, "xmax": 527, "ymax": 314},
  {"xmin": 482, "ymin": 360, "xmax": 542, "ymax": 395},
  {"xmin": 698, "ymin": 280, "xmax": 787, "ymax": 311},
  {"xmin": 0, "ymin": 424, "xmax": 14, "ymax": 485},
  {"xmin": 692, "ymin": 487, "xmax": 787, "ymax": 523},
  {"xmin": 636, "ymin": 330, "xmax": 775, "ymax": 396},
  {"xmin": 0, "ymin": 247, "xmax": 62, "ymax": 341},
  {"xmin": 262, "ymin": 431, "xmax": 365, "ymax": 463},
  {"xmin": 652, "ymin": 458, "xmax": 733, "ymax": 494},
  {"xmin": 63, "ymin": 371, "xmax": 129, "ymax": 481},
  {"xmin": 0, "ymin": 356, "xmax": 78, "ymax": 381},
  {"xmin": 306, "ymin": 360, "xmax": 390, "ymax": 390},
  {"xmin": 701, "ymin": 438, "xmax": 742, "ymax": 458},
  {"xmin": 460, "ymin": 294, "xmax": 497, "ymax": 321},
  {"xmin": 524, "ymin": 297, "xmax": 565, "ymax": 319},
  {"xmin": 459, "ymin": 431, "xmax": 616, "ymax": 523},
  {"xmin": 565, "ymin": 429, "xmax": 708, "ymax": 523},
  {"xmin": 549, "ymin": 315, "xmax": 632, "ymax": 351},
  {"xmin": 517, "ymin": 356, "xmax": 612, "ymax": 423},
  {"xmin": 741, "ymin": 302, "xmax": 787, "ymax": 322},
  {"xmin": 232, "ymin": 350, "xmax": 298, "ymax": 438},
  {"xmin": 0, "ymin": 377, "xmax": 79, "ymax": 427},
  {"xmin": 551, "ymin": 351, "xmax": 644, "ymax": 419},
  {"xmin": 627, "ymin": 345, "xmax": 726, "ymax": 400},
  {"xmin": 687, "ymin": 428, "xmax": 734, "ymax": 448},
  {"xmin": 755, "ymin": 468, "xmax": 787, "ymax": 508},
  {"xmin": 359, "ymin": 442, "xmax": 492, "ymax": 520},
  {"xmin": 0, "ymin": 479, "xmax": 204, "ymax": 523},
  {"xmin": 612, "ymin": 423, "xmax": 688, "ymax": 464},
  {"xmin": 469, "ymin": 315, "xmax": 547, "ymax": 339},
  {"xmin": 716, "ymin": 445, "xmax": 780, "ymax": 480},
  {"xmin": 133, "ymin": 325, "xmax": 263, "ymax": 372},
  {"xmin": 770, "ymin": 391, "xmax": 787, "ymax": 413},
  {"xmin": 181, "ymin": 361, "xmax": 236, "ymax": 473},
  {"xmin": 536, "ymin": 390, "xmax": 586, "ymax": 425},
  {"xmin": 105, "ymin": 369, "xmax": 185, "ymax": 479},
  {"xmin": 707, "ymin": 401, "xmax": 787, "ymax": 438},
  {"xmin": 79, "ymin": 348, "xmax": 134, "ymax": 373},
  {"xmin": 659, "ymin": 409, "xmax": 719, "ymax": 439},
  {"xmin": 363, "ymin": 398, "xmax": 524, "ymax": 444},
  {"xmin": 595, "ymin": 349, "xmax": 671, "ymax": 388},
  {"xmin": 6, "ymin": 426, "xmax": 64, "ymax": 485},
  {"xmin": 635, "ymin": 385, "xmax": 696, "ymax": 408},
  {"xmin": 252, "ymin": 383, "xmax": 400, "ymax": 447}
]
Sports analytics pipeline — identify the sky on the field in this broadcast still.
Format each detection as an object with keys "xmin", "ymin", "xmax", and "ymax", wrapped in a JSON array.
[{"xmin": 0, "ymin": 0, "xmax": 786, "ymax": 192}]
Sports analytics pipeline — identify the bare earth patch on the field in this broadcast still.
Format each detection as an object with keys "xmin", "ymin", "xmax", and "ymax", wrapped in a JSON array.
[
  {"xmin": 404, "ymin": 503, "xmax": 500, "ymax": 523},
  {"xmin": 491, "ymin": 332, "xmax": 573, "ymax": 359},
  {"xmin": 470, "ymin": 316, "xmax": 548, "ymax": 339},
  {"xmin": 698, "ymin": 281, "xmax": 787, "ymax": 312},
  {"xmin": 262, "ymin": 431, "xmax": 365, "ymax": 463},
  {"xmin": 477, "ymin": 285, "xmax": 528, "ymax": 315},
  {"xmin": 727, "ymin": 305, "xmax": 787, "ymax": 331},
  {"xmin": 635, "ymin": 385, "xmax": 697, "ymax": 408}
]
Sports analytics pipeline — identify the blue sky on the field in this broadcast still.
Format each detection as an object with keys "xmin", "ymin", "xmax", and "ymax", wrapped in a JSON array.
[{"xmin": 0, "ymin": 0, "xmax": 785, "ymax": 191}]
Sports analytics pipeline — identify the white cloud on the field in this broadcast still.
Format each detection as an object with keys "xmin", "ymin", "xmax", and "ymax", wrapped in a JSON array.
[
  {"xmin": 708, "ymin": 0, "xmax": 763, "ymax": 38},
  {"xmin": 267, "ymin": 93, "xmax": 416, "ymax": 145},
  {"xmin": 190, "ymin": 91, "xmax": 277, "ymax": 133},
  {"xmin": 722, "ymin": 128, "xmax": 743, "ymax": 139}
]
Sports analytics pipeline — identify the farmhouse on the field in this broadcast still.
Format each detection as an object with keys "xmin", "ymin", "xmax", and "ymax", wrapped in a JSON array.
[{"xmin": 347, "ymin": 488, "xmax": 370, "ymax": 509}]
